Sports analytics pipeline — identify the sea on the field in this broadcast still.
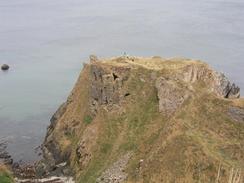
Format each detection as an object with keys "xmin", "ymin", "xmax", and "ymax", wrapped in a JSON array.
[{"xmin": 0, "ymin": 0, "xmax": 243, "ymax": 163}]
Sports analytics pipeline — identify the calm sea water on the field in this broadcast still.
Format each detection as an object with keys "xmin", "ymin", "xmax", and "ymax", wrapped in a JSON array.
[{"xmin": 0, "ymin": 0, "xmax": 243, "ymax": 163}]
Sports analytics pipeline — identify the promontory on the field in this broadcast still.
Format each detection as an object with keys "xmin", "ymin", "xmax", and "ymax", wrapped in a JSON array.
[{"xmin": 39, "ymin": 56, "xmax": 243, "ymax": 183}]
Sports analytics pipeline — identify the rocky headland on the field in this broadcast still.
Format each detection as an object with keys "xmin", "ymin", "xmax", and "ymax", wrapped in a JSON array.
[
  {"xmin": 1, "ymin": 56, "xmax": 243, "ymax": 183},
  {"xmin": 40, "ymin": 56, "xmax": 243, "ymax": 183}
]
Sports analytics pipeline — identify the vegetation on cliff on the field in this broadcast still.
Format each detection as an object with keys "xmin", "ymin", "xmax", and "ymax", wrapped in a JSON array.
[
  {"xmin": 0, "ymin": 165, "xmax": 14, "ymax": 183},
  {"xmin": 42, "ymin": 56, "xmax": 243, "ymax": 183}
]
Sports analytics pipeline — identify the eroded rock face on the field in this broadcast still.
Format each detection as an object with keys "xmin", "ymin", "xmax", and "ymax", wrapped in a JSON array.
[
  {"xmin": 75, "ymin": 140, "xmax": 91, "ymax": 168},
  {"xmin": 75, "ymin": 126, "xmax": 97, "ymax": 169},
  {"xmin": 42, "ymin": 140, "xmax": 62, "ymax": 167},
  {"xmin": 212, "ymin": 72, "xmax": 240, "ymax": 98},
  {"xmin": 156, "ymin": 64, "xmax": 240, "ymax": 115},
  {"xmin": 89, "ymin": 64, "xmax": 130, "ymax": 114},
  {"xmin": 180, "ymin": 64, "xmax": 240, "ymax": 98},
  {"xmin": 48, "ymin": 102, "xmax": 68, "ymax": 135},
  {"xmin": 155, "ymin": 77, "xmax": 190, "ymax": 115},
  {"xmin": 226, "ymin": 84, "xmax": 240, "ymax": 98},
  {"xmin": 41, "ymin": 102, "xmax": 69, "ymax": 173}
]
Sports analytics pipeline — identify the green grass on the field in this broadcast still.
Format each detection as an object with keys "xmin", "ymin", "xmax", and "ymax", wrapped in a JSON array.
[
  {"xmin": 0, "ymin": 171, "xmax": 13, "ymax": 183},
  {"xmin": 78, "ymin": 113, "xmax": 121, "ymax": 182},
  {"xmin": 76, "ymin": 68, "xmax": 164, "ymax": 183},
  {"xmin": 83, "ymin": 115, "xmax": 93, "ymax": 125},
  {"xmin": 100, "ymin": 143, "xmax": 113, "ymax": 154}
]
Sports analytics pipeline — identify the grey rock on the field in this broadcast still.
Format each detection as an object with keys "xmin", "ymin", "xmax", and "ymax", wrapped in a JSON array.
[
  {"xmin": 228, "ymin": 107, "xmax": 244, "ymax": 122},
  {"xmin": 41, "ymin": 102, "xmax": 69, "ymax": 171},
  {"xmin": 35, "ymin": 161, "xmax": 48, "ymax": 177},
  {"xmin": 155, "ymin": 77, "xmax": 189, "ymax": 115},
  {"xmin": 75, "ymin": 127, "xmax": 97, "ymax": 169},
  {"xmin": 49, "ymin": 102, "xmax": 68, "ymax": 133},
  {"xmin": 180, "ymin": 64, "xmax": 240, "ymax": 99},
  {"xmin": 75, "ymin": 140, "xmax": 91, "ymax": 167},
  {"xmin": 96, "ymin": 152, "xmax": 132, "ymax": 183},
  {"xmin": 89, "ymin": 64, "xmax": 130, "ymax": 115},
  {"xmin": 212, "ymin": 72, "xmax": 240, "ymax": 98},
  {"xmin": 226, "ymin": 83, "xmax": 240, "ymax": 98},
  {"xmin": 1, "ymin": 64, "xmax": 9, "ymax": 70},
  {"xmin": 0, "ymin": 141, "xmax": 13, "ymax": 166}
]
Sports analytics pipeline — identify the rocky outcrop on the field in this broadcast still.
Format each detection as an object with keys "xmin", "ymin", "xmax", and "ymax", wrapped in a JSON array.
[
  {"xmin": 48, "ymin": 102, "xmax": 68, "ymax": 135},
  {"xmin": 180, "ymin": 64, "xmax": 240, "ymax": 98},
  {"xmin": 43, "ymin": 102, "xmax": 68, "ymax": 166},
  {"xmin": 155, "ymin": 77, "xmax": 190, "ymax": 115},
  {"xmin": 228, "ymin": 107, "xmax": 244, "ymax": 122},
  {"xmin": 0, "ymin": 141, "xmax": 13, "ymax": 165},
  {"xmin": 1, "ymin": 64, "xmax": 9, "ymax": 71},
  {"xmin": 75, "ymin": 126, "xmax": 98, "ymax": 169},
  {"xmin": 38, "ymin": 102, "xmax": 71, "ymax": 178},
  {"xmin": 156, "ymin": 63, "xmax": 240, "ymax": 115},
  {"xmin": 211, "ymin": 72, "xmax": 240, "ymax": 98},
  {"xmin": 89, "ymin": 63, "xmax": 131, "ymax": 114}
]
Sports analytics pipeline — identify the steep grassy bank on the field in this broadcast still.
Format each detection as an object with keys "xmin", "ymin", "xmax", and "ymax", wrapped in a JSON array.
[
  {"xmin": 0, "ymin": 165, "xmax": 14, "ymax": 183},
  {"xmin": 42, "ymin": 56, "xmax": 243, "ymax": 182}
]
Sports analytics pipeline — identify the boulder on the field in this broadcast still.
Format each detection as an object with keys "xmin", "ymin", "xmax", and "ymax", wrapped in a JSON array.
[{"xmin": 1, "ymin": 64, "xmax": 9, "ymax": 71}]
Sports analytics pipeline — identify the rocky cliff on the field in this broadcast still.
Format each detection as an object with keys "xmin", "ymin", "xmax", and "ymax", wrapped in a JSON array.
[{"xmin": 42, "ymin": 56, "xmax": 243, "ymax": 183}]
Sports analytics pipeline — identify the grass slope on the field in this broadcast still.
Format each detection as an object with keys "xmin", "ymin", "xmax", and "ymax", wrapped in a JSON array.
[{"xmin": 0, "ymin": 165, "xmax": 14, "ymax": 183}]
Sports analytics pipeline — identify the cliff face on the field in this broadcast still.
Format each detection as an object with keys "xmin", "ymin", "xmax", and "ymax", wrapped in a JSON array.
[{"xmin": 42, "ymin": 56, "xmax": 243, "ymax": 183}]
